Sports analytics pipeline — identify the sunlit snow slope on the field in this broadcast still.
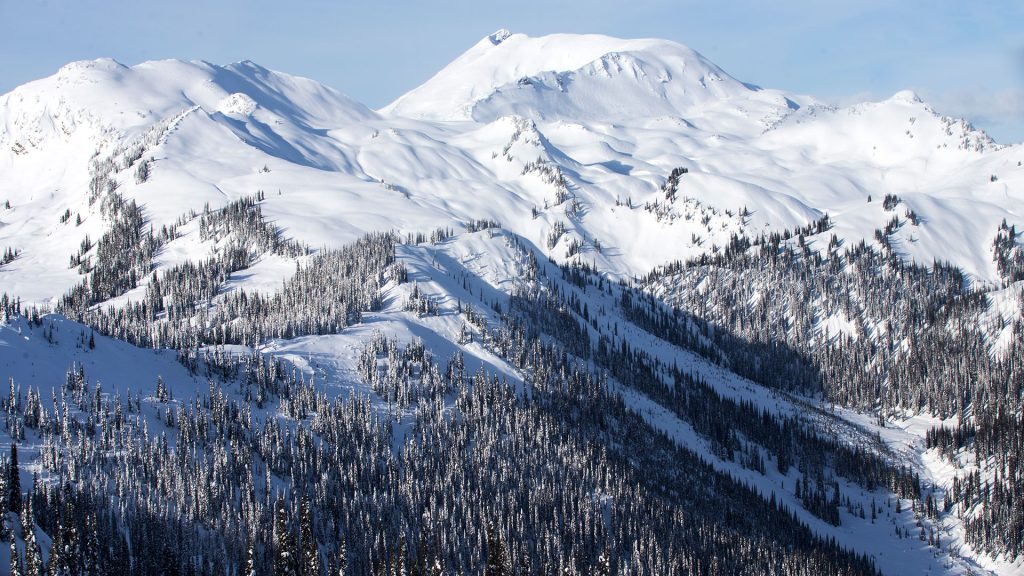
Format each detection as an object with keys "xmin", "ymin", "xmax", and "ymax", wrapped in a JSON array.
[{"xmin": 1, "ymin": 31, "xmax": 1021, "ymax": 303}]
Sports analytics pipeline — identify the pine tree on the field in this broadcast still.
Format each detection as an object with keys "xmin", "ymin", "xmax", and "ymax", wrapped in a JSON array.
[
  {"xmin": 156, "ymin": 375, "xmax": 168, "ymax": 403},
  {"xmin": 484, "ymin": 522, "xmax": 510, "ymax": 576},
  {"xmin": 596, "ymin": 545, "xmax": 611, "ymax": 576},
  {"xmin": 273, "ymin": 495, "xmax": 296, "ymax": 576},
  {"xmin": 21, "ymin": 497, "xmax": 40, "ymax": 576},
  {"xmin": 245, "ymin": 539, "xmax": 257, "ymax": 576},
  {"xmin": 7, "ymin": 445, "xmax": 19, "ymax": 514},
  {"xmin": 47, "ymin": 509, "xmax": 65, "ymax": 576},
  {"xmin": 394, "ymin": 536, "xmax": 407, "ymax": 576},
  {"xmin": 329, "ymin": 538, "xmax": 346, "ymax": 576},
  {"xmin": 10, "ymin": 539, "xmax": 22, "ymax": 576},
  {"xmin": 47, "ymin": 487, "xmax": 79, "ymax": 576},
  {"xmin": 83, "ymin": 510, "xmax": 99, "ymax": 576},
  {"xmin": 299, "ymin": 495, "xmax": 321, "ymax": 576},
  {"xmin": 0, "ymin": 471, "xmax": 7, "ymax": 541}
]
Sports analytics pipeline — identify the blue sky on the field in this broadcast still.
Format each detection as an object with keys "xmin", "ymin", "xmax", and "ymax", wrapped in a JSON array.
[{"xmin": 3, "ymin": 0, "xmax": 1022, "ymax": 142}]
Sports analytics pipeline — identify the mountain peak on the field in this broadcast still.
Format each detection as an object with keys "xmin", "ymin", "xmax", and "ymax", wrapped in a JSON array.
[
  {"xmin": 890, "ymin": 89, "xmax": 923, "ymax": 104},
  {"xmin": 0, "ymin": 57, "xmax": 375, "ymax": 154},
  {"xmin": 382, "ymin": 32, "xmax": 754, "ymax": 122},
  {"xmin": 488, "ymin": 28, "xmax": 512, "ymax": 45},
  {"xmin": 57, "ymin": 57, "xmax": 128, "ymax": 76}
]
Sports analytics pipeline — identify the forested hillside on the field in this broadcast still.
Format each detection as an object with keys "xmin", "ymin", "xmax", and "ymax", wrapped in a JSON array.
[{"xmin": 1, "ymin": 30, "xmax": 1022, "ymax": 575}]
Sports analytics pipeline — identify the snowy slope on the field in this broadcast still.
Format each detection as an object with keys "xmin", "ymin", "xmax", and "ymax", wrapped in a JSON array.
[
  {"xmin": 1, "ymin": 32, "xmax": 1022, "ymax": 306},
  {"xmin": 382, "ymin": 30, "xmax": 793, "ymax": 129}
]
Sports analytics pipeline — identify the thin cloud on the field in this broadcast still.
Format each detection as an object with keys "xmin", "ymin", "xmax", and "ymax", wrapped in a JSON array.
[
  {"xmin": 924, "ymin": 88, "xmax": 1024, "ymax": 144},
  {"xmin": 932, "ymin": 89, "xmax": 1024, "ymax": 121}
]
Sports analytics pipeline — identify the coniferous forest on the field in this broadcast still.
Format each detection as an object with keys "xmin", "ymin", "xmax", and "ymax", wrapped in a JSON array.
[{"xmin": 1, "ymin": 170, "xmax": 1023, "ymax": 575}]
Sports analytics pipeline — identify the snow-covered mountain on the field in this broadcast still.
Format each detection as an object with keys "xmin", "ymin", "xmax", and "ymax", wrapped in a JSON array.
[
  {"xmin": 1, "ymin": 31, "xmax": 1023, "ymax": 575},
  {"xmin": 383, "ymin": 30, "xmax": 777, "ymax": 125},
  {"xmin": 2, "ymin": 30, "xmax": 1020, "ymax": 303}
]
